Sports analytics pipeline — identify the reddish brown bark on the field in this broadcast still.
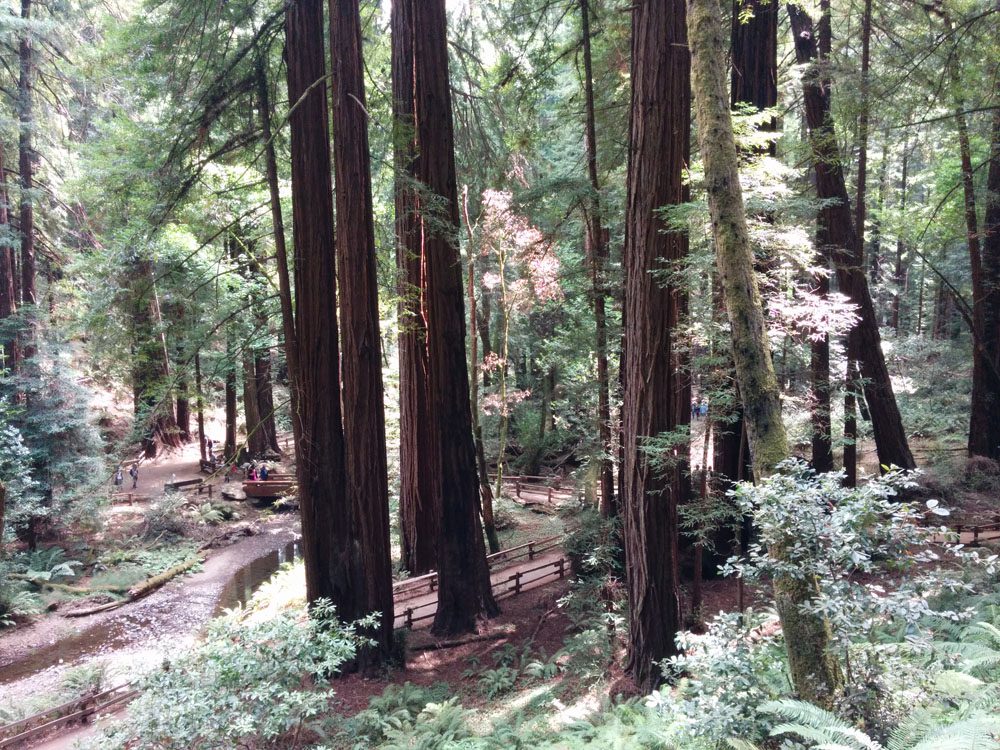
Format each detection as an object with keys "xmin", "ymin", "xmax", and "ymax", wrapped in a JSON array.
[
  {"xmin": 329, "ymin": 0, "xmax": 395, "ymax": 662},
  {"xmin": 788, "ymin": 3, "xmax": 914, "ymax": 471},
  {"xmin": 621, "ymin": 0, "xmax": 689, "ymax": 692},
  {"xmin": 406, "ymin": 0, "xmax": 499, "ymax": 635},
  {"xmin": 393, "ymin": 0, "xmax": 439, "ymax": 576},
  {"xmin": 285, "ymin": 0, "xmax": 360, "ymax": 612},
  {"xmin": 255, "ymin": 54, "xmax": 300, "ymax": 455},
  {"xmin": 730, "ymin": 0, "xmax": 777, "ymax": 144}
]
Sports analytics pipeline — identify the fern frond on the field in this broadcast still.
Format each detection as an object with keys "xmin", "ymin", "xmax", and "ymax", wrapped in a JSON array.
[
  {"xmin": 762, "ymin": 699, "xmax": 881, "ymax": 750},
  {"xmin": 909, "ymin": 716, "xmax": 1000, "ymax": 750},
  {"xmin": 725, "ymin": 739, "xmax": 762, "ymax": 750}
]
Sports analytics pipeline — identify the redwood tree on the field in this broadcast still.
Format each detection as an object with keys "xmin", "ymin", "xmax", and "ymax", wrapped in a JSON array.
[
  {"xmin": 329, "ymin": 0, "xmax": 395, "ymax": 662},
  {"xmin": 392, "ymin": 0, "xmax": 438, "ymax": 576},
  {"xmin": 0, "ymin": 149, "xmax": 18, "ymax": 373},
  {"xmin": 405, "ymin": 0, "xmax": 499, "ymax": 635},
  {"xmin": 788, "ymin": 3, "xmax": 915, "ymax": 471},
  {"xmin": 579, "ymin": 0, "xmax": 615, "ymax": 516},
  {"xmin": 285, "ymin": 0, "xmax": 360, "ymax": 612},
  {"xmin": 621, "ymin": 0, "xmax": 689, "ymax": 691}
]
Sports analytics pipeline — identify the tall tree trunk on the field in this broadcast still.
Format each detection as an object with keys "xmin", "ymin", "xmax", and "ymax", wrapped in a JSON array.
[
  {"xmin": 463, "ymin": 188, "xmax": 500, "ymax": 554},
  {"xmin": 580, "ymin": 0, "xmax": 616, "ymax": 516},
  {"xmin": 0, "ymin": 149, "xmax": 18, "ymax": 374},
  {"xmin": 329, "ymin": 0, "xmax": 395, "ymax": 665},
  {"xmin": 961, "ymin": 86, "xmax": 998, "ymax": 457},
  {"xmin": 18, "ymin": 0, "xmax": 35, "ymax": 314},
  {"xmin": 476, "ymin": 267, "xmax": 493, "ymax": 387},
  {"xmin": 977, "ymin": 102, "xmax": 1000, "ymax": 458},
  {"xmin": 224, "ymin": 341, "xmax": 237, "ymax": 462},
  {"xmin": 621, "ymin": 0, "xmax": 689, "ymax": 692},
  {"xmin": 393, "ymin": 0, "xmax": 439, "ymax": 576},
  {"xmin": 195, "ymin": 351, "xmax": 206, "ymax": 462},
  {"xmin": 407, "ymin": 0, "xmax": 499, "ymax": 635},
  {"xmin": 688, "ymin": 0, "xmax": 842, "ymax": 707},
  {"xmin": 891, "ymin": 143, "xmax": 911, "ymax": 333},
  {"xmin": 255, "ymin": 53, "xmax": 300, "ymax": 456},
  {"xmin": 843, "ymin": 357, "xmax": 858, "ymax": 486},
  {"xmin": 285, "ymin": 0, "xmax": 359, "ymax": 613},
  {"xmin": 788, "ymin": 3, "xmax": 914, "ymax": 471}
]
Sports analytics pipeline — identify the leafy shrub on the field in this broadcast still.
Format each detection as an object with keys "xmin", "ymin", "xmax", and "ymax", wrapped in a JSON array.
[
  {"xmin": 84, "ymin": 600, "xmax": 372, "ymax": 750},
  {"xmin": 139, "ymin": 496, "xmax": 187, "ymax": 540},
  {"xmin": 562, "ymin": 506, "xmax": 621, "ymax": 578}
]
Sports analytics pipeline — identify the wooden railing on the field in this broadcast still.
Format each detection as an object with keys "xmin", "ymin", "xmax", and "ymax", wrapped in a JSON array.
[
  {"xmin": 392, "ymin": 535, "xmax": 562, "ymax": 601},
  {"xmin": 0, "ymin": 684, "xmax": 138, "ymax": 748}
]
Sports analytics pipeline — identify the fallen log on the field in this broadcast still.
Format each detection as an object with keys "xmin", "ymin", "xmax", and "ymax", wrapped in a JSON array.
[
  {"xmin": 64, "ymin": 555, "xmax": 203, "ymax": 618},
  {"xmin": 8, "ymin": 575, "xmax": 129, "ymax": 595}
]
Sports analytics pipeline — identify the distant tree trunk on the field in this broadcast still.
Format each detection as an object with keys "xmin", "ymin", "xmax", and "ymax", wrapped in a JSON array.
[
  {"xmin": 788, "ymin": 3, "xmax": 914, "ymax": 471},
  {"xmin": 0, "ymin": 149, "xmax": 18, "ymax": 374},
  {"xmin": 580, "ymin": 0, "xmax": 616, "ymax": 517},
  {"xmin": 254, "ymin": 349, "xmax": 279, "ymax": 453},
  {"xmin": 890, "ymin": 144, "xmax": 910, "ymax": 333},
  {"xmin": 393, "ymin": 0, "xmax": 439, "ymax": 576},
  {"xmin": 195, "ymin": 351, "xmax": 206, "ymax": 462},
  {"xmin": 842, "ymin": 355, "xmax": 858, "ymax": 488},
  {"xmin": 224, "ymin": 342, "xmax": 237, "ymax": 462},
  {"xmin": 730, "ymin": 0, "xmax": 777, "ymax": 142},
  {"xmin": 175, "ymin": 377, "xmax": 191, "ymax": 442},
  {"xmin": 407, "ymin": 0, "xmax": 499, "ymax": 636},
  {"xmin": 18, "ymin": 0, "xmax": 35, "ymax": 314},
  {"xmin": 476, "ymin": 267, "xmax": 493, "ymax": 387},
  {"xmin": 978, "ymin": 103, "xmax": 1000, "ymax": 458},
  {"xmin": 285, "ymin": 0, "xmax": 359, "ymax": 611},
  {"xmin": 0, "ymin": 480, "xmax": 6, "ymax": 555},
  {"xmin": 131, "ymin": 258, "xmax": 182, "ymax": 458},
  {"xmin": 810, "ymin": 317, "xmax": 834, "ymax": 473},
  {"xmin": 463, "ymin": 188, "xmax": 500, "ymax": 554},
  {"xmin": 329, "ymin": 0, "xmax": 395, "ymax": 665},
  {"xmin": 255, "ymin": 53, "xmax": 300, "ymax": 455},
  {"xmin": 242, "ymin": 351, "xmax": 267, "ymax": 456},
  {"xmin": 621, "ymin": 0, "xmax": 688, "ymax": 692},
  {"xmin": 689, "ymin": 0, "xmax": 843, "ymax": 707}
]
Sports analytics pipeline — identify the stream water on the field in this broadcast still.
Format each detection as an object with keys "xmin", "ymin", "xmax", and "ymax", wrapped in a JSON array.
[{"xmin": 0, "ymin": 539, "xmax": 300, "ymax": 688}]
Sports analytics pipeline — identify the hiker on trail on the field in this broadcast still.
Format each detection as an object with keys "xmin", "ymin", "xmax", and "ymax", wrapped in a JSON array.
[
  {"xmin": 129, "ymin": 464, "xmax": 139, "ymax": 489},
  {"xmin": 691, "ymin": 399, "xmax": 699, "ymax": 420},
  {"xmin": 114, "ymin": 468, "xmax": 124, "ymax": 487},
  {"xmin": 259, "ymin": 465, "xmax": 269, "ymax": 480},
  {"xmin": 248, "ymin": 466, "xmax": 258, "ymax": 481},
  {"xmin": 699, "ymin": 399, "xmax": 708, "ymax": 419},
  {"xmin": 206, "ymin": 437, "xmax": 214, "ymax": 459}
]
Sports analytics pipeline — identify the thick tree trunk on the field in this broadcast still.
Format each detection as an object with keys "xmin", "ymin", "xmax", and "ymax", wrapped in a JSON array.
[
  {"xmin": 843, "ymin": 357, "xmax": 858, "ymax": 487},
  {"xmin": 688, "ymin": 0, "xmax": 842, "ymax": 708},
  {"xmin": 285, "ymin": 0, "xmax": 360, "ymax": 612},
  {"xmin": 962, "ymin": 84, "xmax": 1000, "ymax": 457},
  {"xmin": 255, "ymin": 54, "xmax": 300, "ymax": 455},
  {"xmin": 407, "ymin": 0, "xmax": 499, "ymax": 635},
  {"xmin": 580, "ymin": 0, "xmax": 616, "ymax": 516},
  {"xmin": 788, "ymin": 3, "xmax": 914, "ymax": 471},
  {"xmin": 621, "ymin": 0, "xmax": 689, "ymax": 692},
  {"xmin": 329, "ymin": 0, "xmax": 395, "ymax": 665},
  {"xmin": 175, "ymin": 379, "xmax": 191, "ymax": 442},
  {"xmin": 392, "ymin": 0, "xmax": 439, "ymax": 576},
  {"xmin": 730, "ymin": 0, "xmax": 777, "ymax": 142}
]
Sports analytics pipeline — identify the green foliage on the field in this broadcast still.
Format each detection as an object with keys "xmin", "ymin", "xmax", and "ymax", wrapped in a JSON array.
[
  {"xmin": 562, "ymin": 506, "xmax": 621, "ymax": 578},
  {"xmin": 85, "ymin": 601, "xmax": 373, "ymax": 750}
]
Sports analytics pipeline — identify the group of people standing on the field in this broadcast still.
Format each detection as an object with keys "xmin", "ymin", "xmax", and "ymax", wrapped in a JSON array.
[
  {"xmin": 690, "ymin": 398, "xmax": 709, "ymax": 420},
  {"xmin": 112, "ymin": 464, "xmax": 139, "ymax": 489}
]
